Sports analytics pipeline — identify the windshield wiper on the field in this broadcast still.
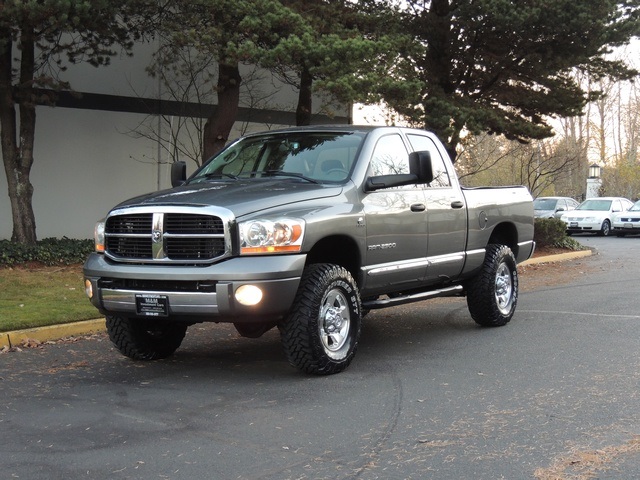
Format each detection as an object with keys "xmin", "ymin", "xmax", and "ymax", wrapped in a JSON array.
[
  {"xmin": 245, "ymin": 170, "xmax": 319, "ymax": 184},
  {"xmin": 201, "ymin": 172, "xmax": 238, "ymax": 180}
]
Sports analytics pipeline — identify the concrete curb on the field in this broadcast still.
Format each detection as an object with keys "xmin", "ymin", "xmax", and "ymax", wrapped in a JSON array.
[
  {"xmin": 520, "ymin": 249, "xmax": 592, "ymax": 266},
  {"xmin": 0, "ymin": 250, "xmax": 593, "ymax": 348},
  {"xmin": 1, "ymin": 318, "xmax": 106, "ymax": 349}
]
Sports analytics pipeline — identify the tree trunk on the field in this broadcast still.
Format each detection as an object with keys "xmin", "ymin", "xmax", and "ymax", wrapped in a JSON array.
[
  {"xmin": 296, "ymin": 66, "xmax": 313, "ymax": 126},
  {"xmin": 202, "ymin": 62, "xmax": 241, "ymax": 161},
  {"xmin": 0, "ymin": 25, "xmax": 37, "ymax": 244}
]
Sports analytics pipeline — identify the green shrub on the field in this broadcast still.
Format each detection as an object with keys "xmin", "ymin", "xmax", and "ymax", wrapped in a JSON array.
[
  {"xmin": 533, "ymin": 218, "xmax": 585, "ymax": 250},
  {"xmin": 534, "ymin": 218, "xmax": 567, "ymax": 247},
  {"xmin": 0, "ymin": 238, "xmax": 94, "ymax": 266}
]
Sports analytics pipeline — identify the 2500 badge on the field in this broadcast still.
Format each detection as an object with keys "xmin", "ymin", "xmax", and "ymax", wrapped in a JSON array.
[{"xmin": 368, "ymin": 243, "xmax": 397, "ymax": 250}]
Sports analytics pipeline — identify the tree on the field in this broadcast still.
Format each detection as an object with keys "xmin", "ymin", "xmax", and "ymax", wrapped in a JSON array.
[
  {"xmin": 266, "ymin": 0, "xmax": 404, "ymax": 127},
  {"xmin": 0, "ymin": 0, "xmax": 154, "ymax": 244},
  {"xmin": 381, "ymin": 0, "xmax": 640, "ymax": 161},
  {"xmin": 456, "ymin": 134, "xmax": 582, "ymax": 198},
  {"xmin": 157, "ymin": 0, "xmax": 311, "ymax": 160}
]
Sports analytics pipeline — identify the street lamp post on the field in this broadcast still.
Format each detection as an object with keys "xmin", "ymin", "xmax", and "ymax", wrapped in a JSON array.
[{"xmin": 586, "ymin": 163, "xmax": 602, "ymax": 198}]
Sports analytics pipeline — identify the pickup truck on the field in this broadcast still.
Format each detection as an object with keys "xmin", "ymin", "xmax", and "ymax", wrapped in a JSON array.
[{"xmin": 84, "ymin": 126, "xmax": 535, "ymax": 375}]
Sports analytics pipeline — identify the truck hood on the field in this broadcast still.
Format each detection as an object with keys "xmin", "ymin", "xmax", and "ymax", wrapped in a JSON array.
[{"xmin": 112, "ymin": 179, "xmax": 343, "ymax": 217}]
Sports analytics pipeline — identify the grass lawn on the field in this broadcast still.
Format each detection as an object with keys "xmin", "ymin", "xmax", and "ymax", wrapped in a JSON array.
[{"xmin": 0, "ymin": 264, "xmax": 99, "ymax": 332}]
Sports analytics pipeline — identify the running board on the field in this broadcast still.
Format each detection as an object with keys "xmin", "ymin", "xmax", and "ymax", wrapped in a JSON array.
[{"xmin": 362, "ymin": 285, "xmax": 465, "ymax": 310}]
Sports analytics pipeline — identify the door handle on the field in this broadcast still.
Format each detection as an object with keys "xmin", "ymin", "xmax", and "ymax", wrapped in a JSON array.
[
  {"xmin": 411, "ymin": 203, "xmax": 426, "ymax": 212},
  {"xmin": 451, "ymin": 200, "xmax": 464, "ymax": 209}
]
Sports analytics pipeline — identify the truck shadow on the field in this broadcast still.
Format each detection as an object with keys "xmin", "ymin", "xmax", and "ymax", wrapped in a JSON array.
[{"xmin": 101, "ymin": 297, "xmax": 502, "ymax": 381}]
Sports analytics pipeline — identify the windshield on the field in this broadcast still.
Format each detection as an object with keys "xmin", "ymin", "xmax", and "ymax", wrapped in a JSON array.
[
  {"xmin": 630, "ymin": 200, "xmax": 640, "ymax": 212},
  {"xmin": 189, "ymin": 131, "xmax": 365, "ymax": 184},
  {"xmin": 577, "ymin": 199, "xmax": 612, "ymax": 211},
  {"xmin": 533, "ymin": 198, "xmax": 558, "ymax": 210}
]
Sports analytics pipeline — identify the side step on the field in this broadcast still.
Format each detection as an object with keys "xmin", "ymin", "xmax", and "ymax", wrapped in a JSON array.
[{"xmin": 362, "ymin": 285, "xmax": 464, "ymax": 310}]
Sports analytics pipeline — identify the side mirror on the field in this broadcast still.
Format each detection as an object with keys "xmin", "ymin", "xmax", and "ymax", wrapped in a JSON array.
[
  {"xmin": 408, "ymin": 151, "xmax": 434, "ymax": 184},
  {"xmin": 171, "ymin": 161, "xmax": 187, "ymax": 187},
  {"xmin": 556, "ymin": 207, "xmax": 565, "ymax": 212}
]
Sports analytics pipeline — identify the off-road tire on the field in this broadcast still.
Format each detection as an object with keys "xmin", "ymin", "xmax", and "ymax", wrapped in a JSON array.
[
  {"xmin": 106, "ymin": 315, "xmax": 187, "ymax": 360},
  {"xmin": 466, "ymin": 244, "xmax": 518, "ymax": 327},
  {"xmin": 233, "ymin": 321, "xmax": 277, "ymax": 338},
  {"xmin": 279, "ymin": 264, "xmax": 362, "ymax": 375}
]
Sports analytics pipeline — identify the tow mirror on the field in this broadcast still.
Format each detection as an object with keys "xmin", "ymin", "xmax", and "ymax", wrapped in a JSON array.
[
  {"xmin": 408, "ymin": 151, "xmax": 434, "ymax": 184},
  {"xmin": 171, "ymin": 161, "xmax": 187, "ymax": 187}
]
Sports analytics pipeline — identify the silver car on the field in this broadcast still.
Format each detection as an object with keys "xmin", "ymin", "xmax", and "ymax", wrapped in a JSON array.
[{"xmin": 534, "ymin": 196, "xmax": 580, "ymax": 219}]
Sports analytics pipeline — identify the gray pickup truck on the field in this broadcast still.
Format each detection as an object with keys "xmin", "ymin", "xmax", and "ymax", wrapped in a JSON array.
[{"xmin": 84, "ymin": 126, "xmax": 534, "ymax": 375}]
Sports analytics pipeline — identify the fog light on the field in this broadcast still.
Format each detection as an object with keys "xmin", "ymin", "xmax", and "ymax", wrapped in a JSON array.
[
  {"xmin": 235, "ymin": 285, "xmax": 263, "ymax": 306},
  {"xmin": 84, "ymin": 279, "xmax": 93, "ymax": 299}
]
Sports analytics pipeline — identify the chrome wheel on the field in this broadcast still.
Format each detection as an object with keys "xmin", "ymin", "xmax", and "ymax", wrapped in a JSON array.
[
  {"xmin": 319, "ymin": 288, "xmax": 351, "ymax": 355},
  {"xmin": 495, "ymin": 262, "xmax": 514, "ymax": 315}
]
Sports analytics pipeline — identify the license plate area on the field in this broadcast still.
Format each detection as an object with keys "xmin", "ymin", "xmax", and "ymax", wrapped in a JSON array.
[
  {"xmin": 135, "ymin": 294, "xmax": 168, "ymax": 317},
  {"xmin": 570, "ymin": 222, "xmax": 578, "ymax": 227},
  {"xmin": 624, "ymin": 223, "xmax": 634, "ymax": 229}
]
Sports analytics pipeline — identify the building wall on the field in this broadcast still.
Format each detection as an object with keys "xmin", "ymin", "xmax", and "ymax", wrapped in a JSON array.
[{"xmin": 0, "ymin": 42, "xmax": 349, "ymax": 240}]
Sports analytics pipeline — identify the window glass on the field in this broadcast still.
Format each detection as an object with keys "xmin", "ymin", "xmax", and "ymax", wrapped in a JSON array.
[
  {"xmin": 407, "ymin": 134, "xmax": 451, "ymax": 187},
  {"xmin": 370, "ymin": 134, "xmax": 409, "ymax": 176}
]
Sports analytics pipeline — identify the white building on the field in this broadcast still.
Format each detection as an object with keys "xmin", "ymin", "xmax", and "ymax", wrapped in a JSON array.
[{"xmin": 0, "ymin": 42, "xmax": 349, "ymax": 240}]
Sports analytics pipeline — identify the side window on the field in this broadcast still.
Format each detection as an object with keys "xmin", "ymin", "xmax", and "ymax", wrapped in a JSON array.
[
  {"xmin": 370, "ymin": 134, "xmax": 410, "ymax": 176},
  {"xmin": 406, "ymin": 134, "xmax": 451, "ymax": 188}
]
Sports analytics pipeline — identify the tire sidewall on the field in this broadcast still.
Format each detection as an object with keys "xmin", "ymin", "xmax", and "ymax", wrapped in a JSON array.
[{"xmin": 315, "ymin": 275, "xmax": 360, "ymax": 362}]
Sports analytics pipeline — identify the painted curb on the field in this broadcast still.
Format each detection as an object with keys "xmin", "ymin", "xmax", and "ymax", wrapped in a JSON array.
[
  {"xmin": 520, "ymin": 249, "xmax": 592, "ymax": 266},
  {"xmin": 1, "ymin": 318, "xmax": 106, "ymax": 349}
]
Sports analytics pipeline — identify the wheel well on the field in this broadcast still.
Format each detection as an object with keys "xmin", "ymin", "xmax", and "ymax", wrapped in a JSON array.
[
  {"xmin": 305, "ymin": 235, "xmax": 361, "ymax": 284},
  {"xmin": 488, "ymin": 222, "xmax": 519, "ymax": 256}
]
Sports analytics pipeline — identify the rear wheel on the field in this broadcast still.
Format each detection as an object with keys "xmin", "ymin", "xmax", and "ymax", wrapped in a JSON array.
[
  {"xmin": 233, "ymin": 321, "xmax": 277, "ymax": 338},
  {"xmin": 279, "ymin": 264, "xmax": 362, "ymax": 375},
  {"xmin": 466, "ymin": 244, "xmax": 518, "ymax": 327},
  {"xmin": 106, "ymin": 316, "xmax": 187, "ymax": 360}
]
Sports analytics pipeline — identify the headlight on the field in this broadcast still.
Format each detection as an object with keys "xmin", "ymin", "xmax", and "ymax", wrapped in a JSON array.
[
  {"xmin": 94, "ymin": 219, "xmax": 106, "ymax": 253},
  {"xmin": 239, "ymin": 218, "xmax": 304, "ymax": 254}
]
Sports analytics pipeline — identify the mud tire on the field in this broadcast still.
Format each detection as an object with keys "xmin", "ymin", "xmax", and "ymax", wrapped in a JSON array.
[
  {"xmin": 279, "ymin": 264, "xmax": 362, "ymax": 375},
  {"xmin": 466, "ymin": 244, "xmax": 518, "ymax": 327},
  {"xmin": 106, "ymin": 315, "xmax": 187, "ymax": 360}
]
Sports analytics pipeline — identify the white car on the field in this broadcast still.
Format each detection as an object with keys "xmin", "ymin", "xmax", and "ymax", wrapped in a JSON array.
[
  {"xmin": 560, "ymin": 197, "xmax": 633, "ymax": 236},
  {"xmin": 612, "ymin": 199, "xmax": 640, "ymax": 236}
]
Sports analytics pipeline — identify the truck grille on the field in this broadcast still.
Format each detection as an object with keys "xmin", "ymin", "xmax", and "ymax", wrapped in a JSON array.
[{"xmin": 105, "ymin": 211, "xmax": 228, "ymax": 263}]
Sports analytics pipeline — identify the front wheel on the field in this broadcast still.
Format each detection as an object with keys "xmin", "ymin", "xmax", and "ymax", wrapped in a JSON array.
[
  {"xmin": 279, "ymin": 264, "xmax": 362, "ymax": 375},
  {"xmin": 106, "ymin": 316, "xmax": 187, "ymax": 360},
  {"xmin": 598, "ymin": 219, "xmax": 611, "ymax": 236},
  {"xmin": 465, "ymin": 244, "xmax": 518, "ymax": 327}
]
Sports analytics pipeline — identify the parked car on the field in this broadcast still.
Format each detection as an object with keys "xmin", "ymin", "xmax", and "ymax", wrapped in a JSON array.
[
  {"xmin": 612, "ymin": 199, "xmax": 640, "ymax": 236},
  {"xmin": 533, "ymin": 196, "xmax": 580, "ymax": 219},
  {"xmin": 560, "ymin": 197, "xmax": 634, "ymax": 236}
]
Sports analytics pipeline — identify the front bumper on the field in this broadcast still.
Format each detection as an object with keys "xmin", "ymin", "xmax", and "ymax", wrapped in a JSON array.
[
  {"xmin": 83, "ymin": 253, "xmax": 306, "ymax": 322},
  {"xmin": 563, "ymin": 220, "xmax": 602, "ymax": 232},
  {"xmin": 612, "ymin": 223, "xmax": 640, "ymax": 233}
]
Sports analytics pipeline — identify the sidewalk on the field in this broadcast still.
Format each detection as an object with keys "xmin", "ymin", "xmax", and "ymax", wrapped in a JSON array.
[{"xmin": 1, "ymin": 250, "xmax": 592, "ymax": 349}]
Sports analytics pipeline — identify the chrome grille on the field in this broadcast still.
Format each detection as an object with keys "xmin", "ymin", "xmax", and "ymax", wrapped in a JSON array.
[{"xmin": 104, "ymin": 211, "xmax": 228, "ymax": 263}]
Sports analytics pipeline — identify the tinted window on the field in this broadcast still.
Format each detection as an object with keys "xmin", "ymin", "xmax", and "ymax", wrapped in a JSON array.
[
  {"xmin": 406, "ymin": 134, "xmax": 451, "ymax": 187},
  {"xmin": 370, "ymin": 134, "xmax": 410, "ymax": 175}
]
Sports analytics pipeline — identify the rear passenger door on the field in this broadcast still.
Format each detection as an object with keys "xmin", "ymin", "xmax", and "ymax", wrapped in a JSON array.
[{"xmin": 406, "ymin": 134, "xmax": 467, "ymax": 284}]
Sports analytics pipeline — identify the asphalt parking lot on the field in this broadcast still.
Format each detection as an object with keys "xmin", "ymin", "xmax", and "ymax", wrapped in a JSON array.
[{"xmin": 1, "ymin": 235, "xmax": 639, "ymax": 479}]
